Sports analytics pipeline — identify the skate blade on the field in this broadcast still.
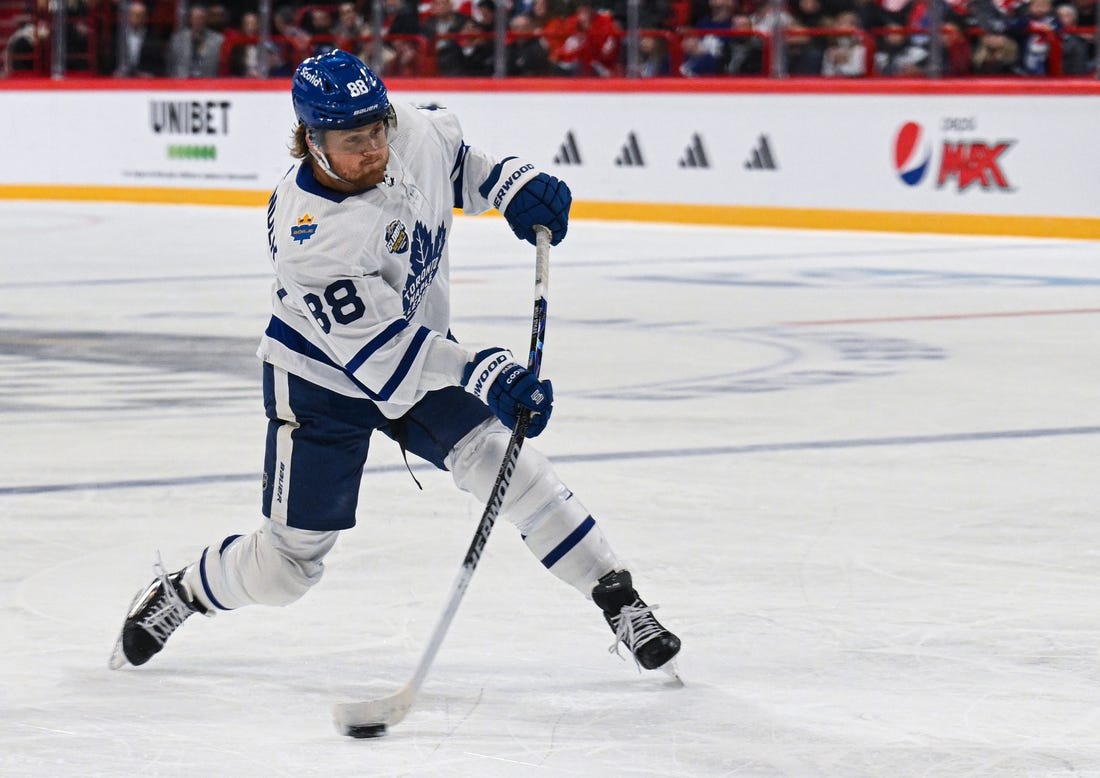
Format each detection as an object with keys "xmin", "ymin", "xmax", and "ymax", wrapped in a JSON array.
[
  {"xmin": 107, "ymin": 584, "xmax": 146, "ymax": 670},
  {"xmin": 659, "ymin": 659, "xmax": 684, "ymax": 686},
  {"xmin": 108, "ymin": 638, "xmax": 129, "ymax": 670}
]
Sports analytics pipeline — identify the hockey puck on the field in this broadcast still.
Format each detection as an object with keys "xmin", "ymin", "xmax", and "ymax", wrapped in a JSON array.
[{"xmin": 346, "ymin": 724, "xmax": 387, "ymax": 739}]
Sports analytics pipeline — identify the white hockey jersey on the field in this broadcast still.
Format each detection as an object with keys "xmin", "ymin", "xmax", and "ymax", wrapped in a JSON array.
[{"xmin": 258, "ymin": 102, "xmax": 522, "ymax": 418}]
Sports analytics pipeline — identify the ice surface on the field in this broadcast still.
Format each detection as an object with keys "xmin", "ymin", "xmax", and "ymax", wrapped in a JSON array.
[{"xmin": 2, "ymin": 201, "xmax": 1099, "ymax": 776}]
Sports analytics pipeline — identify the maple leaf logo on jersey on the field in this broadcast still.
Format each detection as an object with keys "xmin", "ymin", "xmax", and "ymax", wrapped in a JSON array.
[{"xmin": 402, "ymin": 221, "xmax": 446, "ymax": 318}]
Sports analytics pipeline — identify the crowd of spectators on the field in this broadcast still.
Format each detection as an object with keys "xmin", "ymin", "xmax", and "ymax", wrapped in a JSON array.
[{"xmin": 2, "ymin": 0, "xmax": 1097, "ymax": 78}]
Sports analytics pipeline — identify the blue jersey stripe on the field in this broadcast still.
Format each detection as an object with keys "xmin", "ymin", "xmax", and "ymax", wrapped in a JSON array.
[
  {"xmin": 198, "ymin": 546, "xmax": 230, "ymax": 611},
  {"xmin": 377, "ymin": 326, "xmax": 431, "ymax": 400},
  {"xmin": 219, "ymin": 534, "xmax": 242, "ymax": 553},
  {"xmin": 540, "ymin": 515, "xmax": 596, "ymax": 569},
  {"xmin": 451, "ymin": 142, "xmax": 469, "ymax": 209},
  {"xmin": 295, "ymin": 163, "xmax": 366, "ymax": 202},
  {"xmin": 345, "ymin": 318, "xmax": 408, "ymax": 373},
  {"xmin": 265, "ymin": 316, "xmax": 383, "ymax": 401}
]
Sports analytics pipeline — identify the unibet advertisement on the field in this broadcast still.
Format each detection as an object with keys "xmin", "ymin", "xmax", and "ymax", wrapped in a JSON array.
[{"xmin": 2, "ymin": 91, "xmax": 296, "ymax": 189}]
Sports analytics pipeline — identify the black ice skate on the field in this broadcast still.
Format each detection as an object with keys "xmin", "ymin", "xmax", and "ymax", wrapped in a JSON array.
[
  {"xmin": 108, "ymin": 556, "xmax": 209, "ymax": 669},
  {"xmin": 592, "ymin": 570, "xmax": 681, "ymax": 676}
]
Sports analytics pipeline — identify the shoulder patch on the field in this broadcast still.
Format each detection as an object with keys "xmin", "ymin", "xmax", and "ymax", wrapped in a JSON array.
[
  {"xmin": 386, "ymin": 219, "xmax": 409, "ymax": 254},
  {"xmin": 291, "ymin": 213, "xmax": 318, "ymax": 244}
]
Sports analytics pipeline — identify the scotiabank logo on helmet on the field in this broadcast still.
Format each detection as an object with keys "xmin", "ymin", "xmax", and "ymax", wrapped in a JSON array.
[{"xmin": 893, "ymin": 120, "xmax": 1015, "ymax": 192}]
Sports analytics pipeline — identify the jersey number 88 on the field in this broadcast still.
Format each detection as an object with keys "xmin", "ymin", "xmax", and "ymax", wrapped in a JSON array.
[{"xmin": 303, "ymin": 280, "xmax": 366, "ymax": 333}]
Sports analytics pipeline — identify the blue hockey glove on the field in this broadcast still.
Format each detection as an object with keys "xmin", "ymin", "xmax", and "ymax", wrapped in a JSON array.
[
  {"xmin": 503, "ymin": 173, "xmax": 571, "ymax": 246},
  {"xmin": 462, "ymin": 348, "xmax": 554, "ymax": 437},
  {"xmin": 480, "ymin": 157, "xmax": 571, "ymax": 246}
]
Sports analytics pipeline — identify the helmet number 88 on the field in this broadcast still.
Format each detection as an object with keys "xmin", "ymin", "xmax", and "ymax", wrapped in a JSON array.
[
  {"xmin": 303, "ymin": 280, "xmax": 366, "ymax": 333},
  {"xmin": 347, "ymin": 79, "xmax": 371, "ymax": 97}
]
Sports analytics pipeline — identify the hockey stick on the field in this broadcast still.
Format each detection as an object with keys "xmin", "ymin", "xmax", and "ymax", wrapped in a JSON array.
[{"xmin": 334, "ymin": 224, "xmax": 552, "ymax": 738}]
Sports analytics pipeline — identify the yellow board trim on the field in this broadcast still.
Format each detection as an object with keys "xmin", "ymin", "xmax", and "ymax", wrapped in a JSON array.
[
  {"xmin": 2, "ymin": 184, "xmax": 1097, "ymax": 240},
  {"xmin": 0, "ymin": 184, "xmax": 270, "ymax": 207},
  {"xmin": 571, "ymin": 201, "xmax": 1100, "ymax": 241}
]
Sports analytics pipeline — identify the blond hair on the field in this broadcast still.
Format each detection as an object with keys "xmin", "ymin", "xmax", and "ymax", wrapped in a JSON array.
[{"xmin": 291, "ymin": 123, "xmax": 310, "ymax": 160}]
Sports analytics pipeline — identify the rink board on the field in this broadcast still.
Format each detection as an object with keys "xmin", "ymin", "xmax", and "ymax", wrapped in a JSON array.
[{"xmin": 1, "ymin": 78, "xmax": 1098, "ymax": 238}]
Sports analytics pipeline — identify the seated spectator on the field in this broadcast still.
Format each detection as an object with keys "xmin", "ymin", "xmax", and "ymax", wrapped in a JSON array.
[
  {"xmin": 507, "ymin": 11, "xmax": 553, "ymax": 74},
  {"xmin": 382, "ymin": 0, "xmax": 423, "ymax": 35},
  {"xmin": 471, "ymin": 0, "xmax": 497, "ymax": 28},
  {"xmin": 227, "ymin": 10, "xmax": 289, "ymax": 77},
  {"xmin": 679, "ymin": 32, "xmax": 723, "ymax": 74},
  {"xmin": 527, "ymin": 0, "xmax": 562, "ymax": 31},
  {"xmin": 333, "ymin": 2, "xmax": 366, "ymax": 50},
  {"xmin": 874, "ymin": 23, "xmax": 928, "ymax": 73},
  {"xmin": 305, "ymin": 7, "xmax": 338, "ymax": 55},
  {"xmin": 3, "ymin": 15, "xmax": 45, "ymax": 73},
  {"xmin": 693, "ymin": 0, "xmax": 736, "ymax": 70},
  {"xmin": 206, "ymin": 4, "xmax": 231, "ymax": 36},
  {"xmin": 637, "ymin": 33, "xmax": 671, "ymax": 76},
  {"xmin": 791, "ymin": 0, "xmax": 826, "ymax": 32},
  {"xmin": 167, "ymin": 5, "xmax": 225, "ymax": 77},
  {"xmin": 426, "ymin": 0, "xmax": 470, "ymax": 75},
  {"xmin": 726, "ymin": 13, "xmax": 765, "ymax": 74},
  {"xmin": 544, "ymin": 0, "xmax": 623, "ymax": 77},
  {"xmin": 368, "ymin": 0, "xmax": 423, "ymax": 75},
  {"xmin": 971, "ymin": 29, "xmax": 1021, "ymax": 72},
  {"xmin": 111, "ymin": 1, "xmax": 166, "ymax": 77},
  {"xmin": 878, "ymin": 0, "xmax": 915, "ymax": 25},
  {"xmin": 750, "ymin": 3, "xmax": 796, "ymax": 47},
  {"xmin": 821, "ymin": 10, "xmax": 868, "ymax": 76},
  {"xmin": 455, "ymin": 17, "xmax": 493, "ymax": 74},
  {"xmin": 374, "ymin": 39, "xmax": 423, "ymax": 74},
  {"xmin": 969, "ymin": 0, "xmax": 1025, "ymax": 41},
  {"xmin": 273, "ymin": 3, "xmax": 312, "ymax": 63},
  {"xmin": 1014, "ymin": 0, "xmax": 1061, "ymax": 74},
  {"xmin": 941, "ymin": 19, "xmax": 973, "ymax": 75},
  {"xmin": 787, "ymin": 0, "xmax": 828, "ymax": 74},
  {"xmin": 1055, "ymin": 3, "xmax": 1092, "ymax": 74},
  {"xmin": 215, "ymin": 4, "xmax": 247, "ymax": 70}
]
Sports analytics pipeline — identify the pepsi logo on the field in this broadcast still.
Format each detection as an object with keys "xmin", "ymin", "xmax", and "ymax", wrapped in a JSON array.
[{"xmin": 894, "ymin": 121, "xmax": 931, "ymax": 187}]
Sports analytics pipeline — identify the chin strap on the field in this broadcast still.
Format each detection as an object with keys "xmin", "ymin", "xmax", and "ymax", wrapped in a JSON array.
[{"xmin": 307, "ymin": 128, "xmax": 353, "ymax": 186}]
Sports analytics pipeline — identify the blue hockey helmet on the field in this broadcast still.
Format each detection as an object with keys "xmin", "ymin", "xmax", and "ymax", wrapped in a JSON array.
[{"xmin": 291, "ymin": 49, "xmax": 391, "ymax": 132}]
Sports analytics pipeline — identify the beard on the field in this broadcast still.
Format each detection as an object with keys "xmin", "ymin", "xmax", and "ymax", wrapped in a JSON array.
[
  {"xmin": 319, "ymin": 147, "xmax": 390, "ymax": 192},
  {"xmin": 340, "ymin": 151, "xmax": 389, "ymax": 189}
]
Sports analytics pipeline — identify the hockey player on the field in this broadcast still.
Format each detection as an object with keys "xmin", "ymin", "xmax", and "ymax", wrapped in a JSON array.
[{"xmin": 109, "ymin": 49, "xmax": 680, "ymax": 679}]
